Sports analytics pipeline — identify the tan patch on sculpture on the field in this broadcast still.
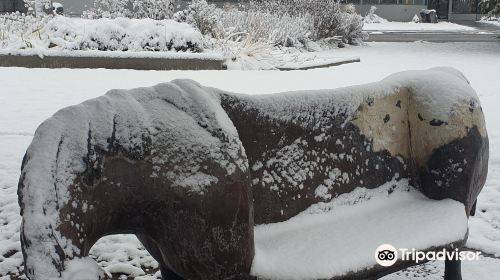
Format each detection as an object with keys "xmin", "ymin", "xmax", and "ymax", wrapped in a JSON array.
[
  {"xmin": 351, "ymin": 88, "xmax": 411, "ymax": 159},
  {"xmin": 352, "ymin": 88, "xmax": 487, "ymax": 165},
  {"xmin": 408, "ymin": 96, "xmax": 487, "ymax": 166}
]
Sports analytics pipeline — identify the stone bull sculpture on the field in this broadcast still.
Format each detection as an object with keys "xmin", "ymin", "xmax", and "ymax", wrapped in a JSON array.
[{"xmin": 18, "ymin": 68, "xmax": 488, "ymax": 280}]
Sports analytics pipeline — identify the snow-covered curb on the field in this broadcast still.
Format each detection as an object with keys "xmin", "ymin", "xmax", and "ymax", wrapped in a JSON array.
[
  {"xmin": 0, "ymin": 49, "xmax": 224, "ymax": 60},
  {"xmin": 277, "ymin": 56, "xmax": 360, "ymax": 70}
]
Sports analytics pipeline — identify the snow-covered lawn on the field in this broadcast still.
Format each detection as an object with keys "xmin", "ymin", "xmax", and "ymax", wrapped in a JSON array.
[
  {"xmin": 253, "ymin": 179, "xmax": 468, "ymax": 280},
  {"xmin": 1, "ymin": 41, "xmax": 500, "ymax": 279},
  {"xmin": 363, "ymin": 21, "xmax": 477, "ymax": 32}
]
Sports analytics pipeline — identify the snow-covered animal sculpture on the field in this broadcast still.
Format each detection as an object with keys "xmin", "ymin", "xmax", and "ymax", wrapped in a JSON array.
[{"xmin": 18, "ymin": 68, "xmax": 488, "ymax": 280}]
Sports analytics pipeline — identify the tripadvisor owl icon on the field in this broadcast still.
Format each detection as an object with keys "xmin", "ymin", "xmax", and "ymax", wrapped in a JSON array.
[{"xmin": 375, "ymin": 244, "xmax": 398, "ymax": 267}]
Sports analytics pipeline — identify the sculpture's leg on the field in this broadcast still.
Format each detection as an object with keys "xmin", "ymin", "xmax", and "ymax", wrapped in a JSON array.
[
  {"xmin": 444, "ymin": 259, "xmax": 462, "ymax": 280},
  {"xmin": 145, "ymin": 176, "xmax": 254, "ymax": 280},
  {"xmin": 136, "ymin": 234, "xmax": 185, "ymax": 280},
  {"xmin": 20, "ymin": 169, "xmax": 105, "ymax": 279},
  {"xmin": 20, "ymin": 209, "xmax": 103, "ymax": 280},
  {"xmin": 470, "ymin": 200, "xmax": 477, "ymax": 216},
  {"xmin": 160, "ymin": 268, "xmax": 185, "ymax": 280}
]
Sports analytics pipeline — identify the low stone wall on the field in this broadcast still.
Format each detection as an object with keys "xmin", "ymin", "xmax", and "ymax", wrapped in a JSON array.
[{"xmin": 0, "ymin": 54, "xmax": 225, "ymax": 70}]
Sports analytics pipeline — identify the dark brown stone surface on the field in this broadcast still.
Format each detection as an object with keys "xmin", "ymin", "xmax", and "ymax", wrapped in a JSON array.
[
  {"xmin": 220, "ymin": 93, "xmax": 410, "ymax": 224},
  {"xmin": 418, "ymin": 126, "xmax": 489, "ymax": 216}
]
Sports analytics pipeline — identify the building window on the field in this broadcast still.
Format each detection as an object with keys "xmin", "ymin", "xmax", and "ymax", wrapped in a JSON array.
[{"xmin": 452, "ymin": 0, "xmax": 478, "ymax": 13}]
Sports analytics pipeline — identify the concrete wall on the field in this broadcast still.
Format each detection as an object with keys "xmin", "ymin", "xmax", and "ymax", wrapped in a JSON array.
[
  {"xmin": 0, "ymin": 55, "xmax": 224, "ymax": 70},
  {"xmin": 354, "ymin": 4, "xmax": 427, "ymax": 21}
]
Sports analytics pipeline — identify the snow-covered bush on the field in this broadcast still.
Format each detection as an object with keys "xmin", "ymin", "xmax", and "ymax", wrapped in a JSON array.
[
  {"xmin": 0, "ymin": 13, "xmax": 50, "ymax": 49},
  {"xmin": 215, "ymin": 36, "xmax": 276, "ymax": 70},
  {"xmin": 251, "ymin": 0, "xmax": 365, "ymax": 44},
  {"xmin": 480, "ymin": 0, "xmax": 499, "ymax": 16},
  {"xmin": 0, "ymin": 15, "xmax": 203, "ymax": 52},
  {"xmin": 363, "ymin": 6, "xmax": 388, "ymax": 24},
  {"xmin": 222, "ymin": 10, "xmax": 312, "ymax": 47},
  {"xmin": 33, "ymin": 0, "xmax": 52, "ymax": 16},
  {"xmin": 83, "ymin": 0, "xmax": 175, "ymax": 20},
  {"xmin": 176, "ymin": 0, "xmax": 312, "ymax": 47},
  {"xmin": 174, "ymin": 0, "xmax": 224, "ymax": 39},
  {"xmin": 479, "ymin": 1, "xmax": 499, "ymax": 25}
]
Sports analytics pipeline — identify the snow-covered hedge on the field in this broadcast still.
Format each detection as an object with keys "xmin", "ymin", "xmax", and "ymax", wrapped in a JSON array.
[
  {"xmin": 221, "ymin": 9, "xmax": 313, "ymax": 47},
  {"xmin": 83, "ymin": 0, "xmax": 175, "ymax": 20},
  {"xmin": 0, "ymin": 14, "xmax": 203, "ymax": 52},
  {"xmin": 481, "ymin": 1, "xmax": 499, "ymax": 16},
  {"xmin": 252, "ymin": 0, "xmax": 365, "ymax": 44},
  {"xmin": 176, "ymin": 0, "xmax": 365, "ymax": 47},
  {"xmin": 175, "ymin": 0, "xmax": 313, "ymax": 47}
]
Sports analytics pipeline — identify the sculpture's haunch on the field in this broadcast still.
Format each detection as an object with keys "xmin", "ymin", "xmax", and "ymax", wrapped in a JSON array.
[
  {"xmin": 18, "ymin": 81, "xmax": 254, "ymax": 279},
  {"xmin": 18, "ymin": 68, "xmax": 488, "ymax": 280}
]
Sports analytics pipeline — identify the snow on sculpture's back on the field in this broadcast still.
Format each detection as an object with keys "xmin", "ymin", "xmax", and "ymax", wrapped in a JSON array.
[{"xmin": 18, "ymin": 67, "xmax": 488, "ymax": 280}]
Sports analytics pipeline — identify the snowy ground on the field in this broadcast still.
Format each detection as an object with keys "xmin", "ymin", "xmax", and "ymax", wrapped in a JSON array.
[
  {"xmin": 253, "ymin": 179, "xmax": 468, "ymax": 280},
  {"xmin": 478, "ymin": 19, "xmax": 500, "ymax": 27},
  {"xmin": 1, "ymin": 41, "xmax": 500, "ymax": 279},
  {"xmin": 363, "ymin": 21, "xmax": 478, "ymax": 32}
]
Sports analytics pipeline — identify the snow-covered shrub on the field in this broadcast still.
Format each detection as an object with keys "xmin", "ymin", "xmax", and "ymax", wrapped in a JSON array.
[
  {"xmin": 215, "ymin": 36, "xmax": 276, "ymax": 70},
  {"xmin": 174, "ymin": 0, "xmax": 224, "ymax": 38},
  {"xmin": 479, "ymin": 1, "xmax": 499, "ymax": 24},
  {"xmin": 33, "ymin": 0, "xmax": 52, "ymax": 16},
  {"xmin": 251, "ymin": 0, "xmax": 365, "ymax": 44},
  {"xmin": 176, "ymin": 0, "xmax": 312, "ymax": 47},
  {"xmin": 221, "ymin": 10, "xmax": 312, "ymax": 46},
  {"xmin": 480, "ymin": 0, "xmax": 499, "ymax": 16},
  {"xmin": 363, "ymin": 6, "xmax": 388, "ymax": 24},
  {"xmin": 0, "ymin": 13, "xmax": 50, "ymax": 49},
  {"xmin": 0, "ymin": 15, "xmax": 203, "ymax": 52},
  {"xmin": 83, "ymin": 0, "xmax": 175, "ymax": 20}
]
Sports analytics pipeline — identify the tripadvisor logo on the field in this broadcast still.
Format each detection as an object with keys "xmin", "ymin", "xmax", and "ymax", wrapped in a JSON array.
[
  {"xmin": 375, "ymin": 244, "xmax": 481, "ymax": 267},
  {"xmin": 375, "ymin": 244, "xmax": 398, "ymax": 267}
]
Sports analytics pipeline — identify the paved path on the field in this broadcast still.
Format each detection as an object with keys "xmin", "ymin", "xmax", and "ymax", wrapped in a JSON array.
[
  {"xmin": 367, "ymin": 21, "xmax": 500, "ymax": 43},
  {"xmin": 367, "ymin": 32, "xmax": 499, "ymax": 42}
]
